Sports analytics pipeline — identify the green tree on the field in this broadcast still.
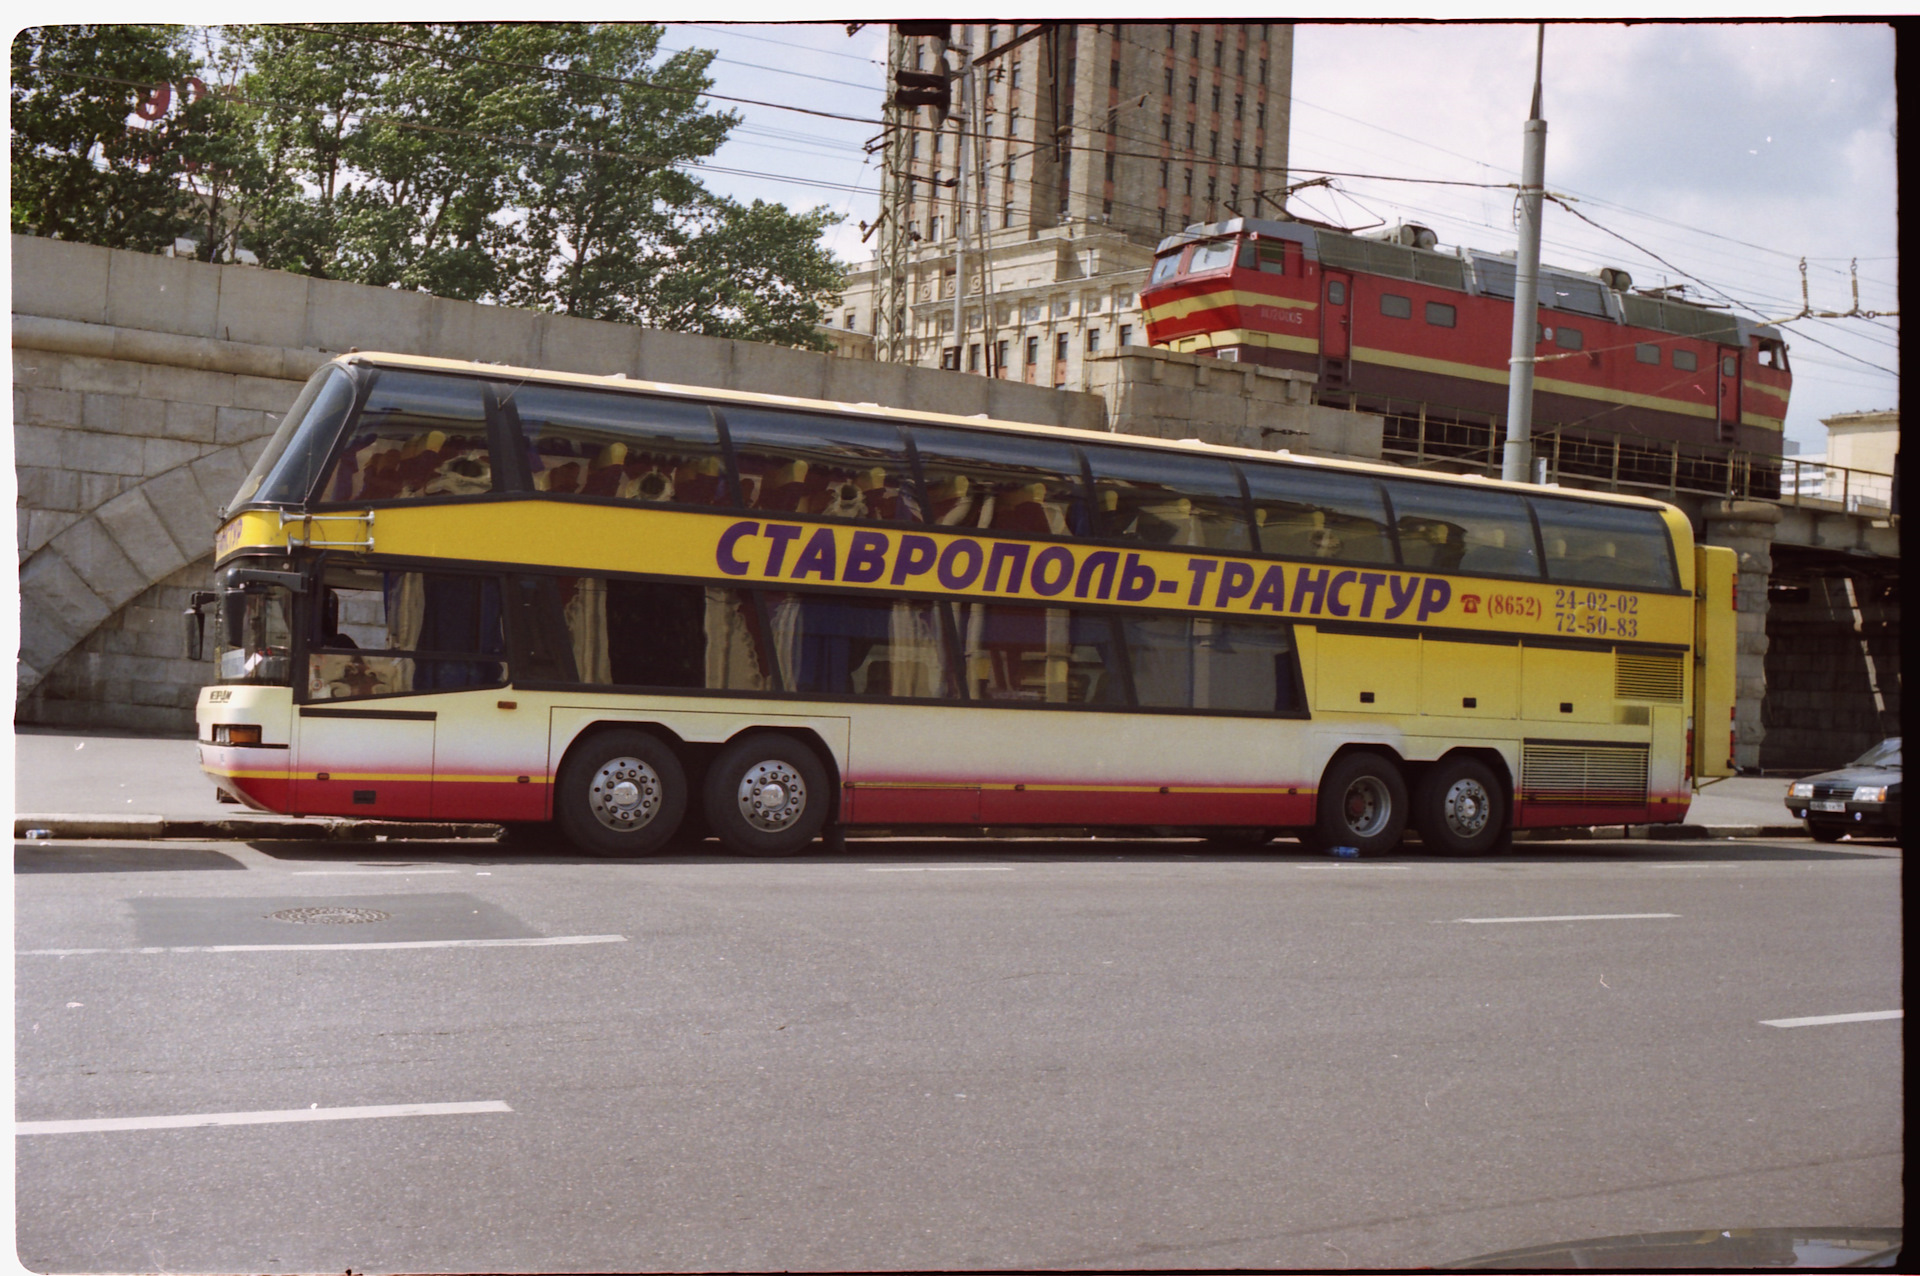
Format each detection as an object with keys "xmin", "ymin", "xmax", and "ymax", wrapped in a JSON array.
[
  {"xmin": 10, "ymin": 25, "xmax": 199, "ymax": 249},
  {"xmin": 643, "ymin": 197, "xmax": 846, "ymax": 348}
]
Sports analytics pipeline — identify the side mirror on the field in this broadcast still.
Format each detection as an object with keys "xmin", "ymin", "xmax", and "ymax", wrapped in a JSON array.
[{"xmin": 184, "ymin": 590, "xmax": 217, "ymax": 660}]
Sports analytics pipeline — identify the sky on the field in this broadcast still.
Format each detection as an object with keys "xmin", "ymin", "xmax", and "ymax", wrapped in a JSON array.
[{"xmin": 666, "ymin": 19, "xmax": 1898, "ymax": 456}]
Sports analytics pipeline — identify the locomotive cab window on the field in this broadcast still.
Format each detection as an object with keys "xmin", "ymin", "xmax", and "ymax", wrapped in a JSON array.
[
  {"xmin": 1326, "ymin": 281, "xmax": 1346, "ymax": 305},
  {"xmin": 1188, "ymin": 240, "xmax": 1236, "ymax": 273},
  {"xmin": 1150, "ymin": 250, "xmax": 1185, "ymax": 284},
  {"xmin": 1756, "ymin": 338, "xmax": 1789, "ymax": 371},
  {"xmin": 1256, "ymin": 243, "xmax": 1288, "ymax": 274}
]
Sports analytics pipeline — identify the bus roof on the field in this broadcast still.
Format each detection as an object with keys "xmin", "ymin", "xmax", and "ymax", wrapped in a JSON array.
[{"xmin": 331, "ymin": 350, "xmax": 1685, "ymax": 514}]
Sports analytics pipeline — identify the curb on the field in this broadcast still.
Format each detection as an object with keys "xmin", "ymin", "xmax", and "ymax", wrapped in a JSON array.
[
  {"xmin": 14, "ymin": 815, "xmax": 502, "ymax": 841},
  {"xmin": 15, "ymin": 814, "xmax": 1813, "ymax": 843}
]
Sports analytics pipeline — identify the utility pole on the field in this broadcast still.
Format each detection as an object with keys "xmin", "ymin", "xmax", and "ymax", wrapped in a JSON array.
[
  {"xmin": 1501, "ymin": 24, "xmax": 1547, "ymax": 484},
  {"xmin": 949, "ymin": 34, "xmax": 973, "ymax": 369}
]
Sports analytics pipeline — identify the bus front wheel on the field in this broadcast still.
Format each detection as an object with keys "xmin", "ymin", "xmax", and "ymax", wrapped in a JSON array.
[
  {"xmin": 1313, "ymin": 753, "xmax": 1409, "ymax": 855},
  {"xmin": 556, "ymin": 729, "xmax": 687, "ymax": 857},
  {"xmin": 706, "ymin": 734, "xmax": 830, "ymax": 857},
  {"xmin": 1414, "ymin": 756, "xmax": 1507, "ymax": 856}
]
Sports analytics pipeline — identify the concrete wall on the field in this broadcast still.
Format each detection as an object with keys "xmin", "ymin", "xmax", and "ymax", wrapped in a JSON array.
[
  {"xmin": 1085, "ymin": 346, "xmax": 1383, "ymax": 460},
  {"xmin": 1761, "ymin": 565, "xmax": 1901, "ymax": 771}
]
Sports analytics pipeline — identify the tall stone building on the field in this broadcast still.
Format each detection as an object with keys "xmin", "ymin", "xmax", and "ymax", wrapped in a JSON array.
[{"xmin": 833, "ymin": 21, "xmax": 1292, "ymax": 391}]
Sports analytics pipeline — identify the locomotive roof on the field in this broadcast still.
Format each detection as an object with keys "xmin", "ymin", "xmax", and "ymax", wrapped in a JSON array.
[{"xmin": 1152, "ymin": 217, "xmax": 1782, "ymax": 344}]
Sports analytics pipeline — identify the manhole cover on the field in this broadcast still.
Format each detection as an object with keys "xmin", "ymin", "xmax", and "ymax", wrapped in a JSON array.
[{"xmin": 265, "ymin": 906, "xmax": 391, "ymax": 925}]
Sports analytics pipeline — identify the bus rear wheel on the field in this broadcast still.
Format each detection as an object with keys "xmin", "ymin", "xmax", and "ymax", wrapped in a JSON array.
[
  {"xmin": 556, "ymin": 729, "xmax": 687, "ymax": 858},
  {"xmin": 1414, "ymin": 756, "xmax": 1507, "ymax": 856},
  {"xmin": 1313, "ymin": 753, "xmax": 1408, "ymax": 855},
  {"xmin": 706, "ymin": 734, "xmax": 829, "ymax": 858}
]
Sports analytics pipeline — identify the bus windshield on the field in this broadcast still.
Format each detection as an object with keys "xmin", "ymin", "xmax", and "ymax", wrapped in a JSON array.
[
  {"xmin": 215, "ymin": 585, "xmax": 293, "ymax": 685},
  {"xmin": 229, "ymin": 366, "xmax": 358, "ymax": 510}
]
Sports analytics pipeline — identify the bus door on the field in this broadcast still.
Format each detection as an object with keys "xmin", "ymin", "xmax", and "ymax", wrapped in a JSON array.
[
  {"xmin": 1716, "ymin": 349, "xmax": 1741, "ymax": 441},
  {"xmin": 1320, "ymin": 271, "xmax": 1353, "ymax": 391},
  {"xmin": 294, "ymin": 706, "xmax": 436, "ymax": 818}
]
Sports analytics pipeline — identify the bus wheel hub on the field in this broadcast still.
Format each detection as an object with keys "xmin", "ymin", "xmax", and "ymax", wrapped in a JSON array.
[
  {"xmin": 738, "ymin": 761, "xmax": 806, "ymax": 831},
  {"xmin": 590, "ymin": 759, "xmax": 660, "ymax": 831}
]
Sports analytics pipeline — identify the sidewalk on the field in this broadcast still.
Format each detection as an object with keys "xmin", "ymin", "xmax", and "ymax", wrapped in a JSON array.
[{"xmin": 14, "ymin": 729, "xmax": 1809, "ymax": 842}]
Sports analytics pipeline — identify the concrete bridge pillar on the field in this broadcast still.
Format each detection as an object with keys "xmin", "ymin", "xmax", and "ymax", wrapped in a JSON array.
[{"xmin": 1700, "ymin": 499, "xmax": 1781, "ymax": 773}]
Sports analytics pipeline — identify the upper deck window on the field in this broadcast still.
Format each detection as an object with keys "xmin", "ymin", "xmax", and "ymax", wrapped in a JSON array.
[
  {"xmin": 1387, "ymin": 480, "xmax": 1539, "ymax": 579},
  {"xmin": 909, "ymin": 426, "xmax": 1085, "ymax": 536},
  {"xmin": 320, "ymin": 371, "xmax": 493, "ymax": 504},
  {"xmin": 1532, "ymin": 497, "xmax": 1676, "ymax": 590},
  {"xmin": 1243, "ymin": 464, "xmax": 1394, "ymax": 564},
  {"xmin": 503, "ymin": 384, "xmax": 731, "ymax": 507},
  {"xmin": 232, "ymin": 365, "xmax": 358, "ymax": 509},
  {"xmin": 727, "ymin": 408, "xmax": 920, "ymax": 521},
  {"xmin": 1086, "ymin": 445, "xmax": 1253, "ymax": 551}
]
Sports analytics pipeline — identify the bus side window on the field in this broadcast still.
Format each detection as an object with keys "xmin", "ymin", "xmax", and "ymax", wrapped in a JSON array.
[
  {"xmin": 1242, "ymin": 464, "xmax": 1394, "ymax": 563},
  {"xmin": 1532, "ymin": 497, "xmax": 1676, "ymax": 590},
  {"xmin": 1123, "ymin": 614, "xmax": 1299, "ymax": 713},
  {"xmin": 1387, "ymin": 481, "xmax": 1540, "ymax": 578},
  {"xmin": 1085, "ymin": 445, "xmax": 1253, "ymax": 551},
  {"xmin": 956, "ymin": 603, "xmax": 1123, "ymax": 705},
  {"xmin": 500, "ymin": 385, "xmax": 730, "ymax": 506},
  {"xmin": 307, "ymin": 569, "xmax": 506, "ymax": 700},
  {"xmin": 555, "ymin": 578, "xmax": 775, "ymax": 692},
  {"xmin": 726, "ymin": 409, "xmax": 921, "ymax": 521},
  {"xmin": 322, "ymin": 370, "xmax": 492, "ymax": 504},
  {"xmin": 908, "ymin": 426, "xmax": 1085, "ymax": 536},
  {"xmin": 764, "ymin": 592, "xmax": 955, "ymax": 698}
]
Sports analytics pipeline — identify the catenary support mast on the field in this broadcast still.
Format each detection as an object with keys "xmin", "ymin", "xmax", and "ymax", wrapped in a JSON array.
[{"xmin": 1501, "ymin": 25, "xmax": 1547, "ymax": 484}]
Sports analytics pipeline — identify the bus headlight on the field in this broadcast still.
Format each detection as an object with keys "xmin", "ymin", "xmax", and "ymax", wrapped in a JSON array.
[
  {"xmin": 213, "ymin": 724, "xmax": 263, "ymax": 746},
  {"xmin": 1851, "ymin": 786, "xmax": 1887, "ymax": 803}
]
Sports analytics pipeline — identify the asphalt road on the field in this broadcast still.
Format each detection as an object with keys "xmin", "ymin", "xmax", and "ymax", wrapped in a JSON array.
[{"xmin": 13, "ymin": 831, "xmax": 1903, "ymax": 1273}]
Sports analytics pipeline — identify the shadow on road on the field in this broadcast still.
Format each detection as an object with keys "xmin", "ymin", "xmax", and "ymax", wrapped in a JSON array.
[
  {"xmin": 227, "ymin": 832, "xmax": 1898, "ymax": 868},
  {"xmin": 14, "ymin": 843, "xmax": 249, "ymax": 873}
]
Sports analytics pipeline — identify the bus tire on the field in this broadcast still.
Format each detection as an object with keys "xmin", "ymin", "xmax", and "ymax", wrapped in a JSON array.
[
  {"xmin": 1413, "ymin": 756, "xmax": 1507, "ymax": 856},
  {"xmin": 706, "ymin": 734, "xmax": 830, "ymax": 858},
  {"xmin": 1313, "ymin": 752, "xmax": 1408, "ymax": 855},
  {"xmin": 555, "ymin": 729, "xmax": 687, "ymax": 858}
]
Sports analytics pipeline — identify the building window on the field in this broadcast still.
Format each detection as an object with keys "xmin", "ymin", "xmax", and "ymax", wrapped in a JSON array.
[
  {"xmin": 1234, "ymin": 94, "xmax": 1243, "ymax": 120},
  {"xmin": 1011, "ymin": 61, "xmax": 1022, "ymax": 89},
  {"xmin": 1191, "ymin": 30, "xmax": 1200, "ymax": 57},
  {"xmin": 1168, "ymin": 24, "xmax": 1177, "ymax": 48},
  {"xmin": 1056, "ymin": 332, "xmax": 1069, "ymax": 361},
  {"xmin": 1425, "ymin": 301, "xmax": 1457, "ymax": 327},
  {"xmin": 1159, "ymin": 210, "xmax": 1167, "ymax": 233},
  {"xmin": 1009, "ymin": 108, "xmax": 1019, "ymax": 137},
  {"xmin": 968, "ymin": 343, "xmax": 981, "ymax": 372},
  {"xmin": 911, "ymin": 134, "xmax": 920, "ymax": 158},
  {"xmin": 1635, "ymin": 343, "xmax": 1662, "ymax": 364},
  {"xmin": 1164, "ymin": 67, "xmax": 1173, "ymax": 94},
  {"xmin": 1105, "ymin": 152, "xmax": 1116, "ymax": 181},
  {"xmin": 1209, "ymin": 131, "xmax": 1218, "ymax": 158},
  {"xmin": 1259, "ymin": 58, "xmax": 1268, "ymax": 84},
  {"xmin": 1257, "ymin": 103, "xmax": 1266, "ymax": 131},
  {"xmin": 845, "ymin": 310, "xmax": 857, "ymax": 329},
  {"xmin": 1206, "ymin": 176, "xmax": 1216, "ymax": 202},
  {"xmin": 941, "ymin": 347, "xmax": 958, "ymax": 370},
  {"xmin": 1003, "ymin": 202, "xmax": 1013, "ymax": 228},
  {"xmin": 1184, "ymin": 168, "xmax": 1193, "ymax": 194},
  {"xmin": 996, "ymin": 339, "xmax": 1009, "ymax": 374},
  {"xmin": 1111, "ymin": 59, "xmax": 1121, "ymax": 87},
  {"xmin": 1211, "ymin": 86, "xmax": 1221, "ymax": 112},
  {"xmin": 1159, "ymin": 161, "xmax": 1169, "ymax": 188},
  {"xmin": 1026, "ymin": 336, "xmax": 1039, "ymax": 365},
  {"xmin": 1214, "ymin": 39, "xmax": 1222, "ymax": 66},
  {"xmin": 1230, "ymin": 184, "xmax": 1238, "ymax": 208},
  {"xmin": 1380, "ymin": 293, "xmax": 1412, "ymax": 319},
  {"xmin": 1255, "ymin": 146, "xmax": 1263, "ymax": 171},
  {"xmin": 934, "ymin": 131, "xmax": 942, "ymax": 154},
  {"xmin": 1188, "ymin": 76, "xmax": 1197, "ymax": 103},
  {"xmin": 1186, "ymin": 122, "xmax": 1195, "ymax": 148},
  {"xmin": 1232, "ymin": 140, "xmax": 1241, "ymax": 166},
  {"xmin": 1087, "ymin": 329, "xmax": 1101, "ymax": 353},
  {"xmin": 1161, "ymin": 114, "xmax": 1172, "ymax": 141},
  {"xmin": 1119, "ymin": 323, "xmax": 1133, "ymax": 345},
  {"xmin": 1237, "ymin": 48, "xmax": 1246, "ymax": 74}
]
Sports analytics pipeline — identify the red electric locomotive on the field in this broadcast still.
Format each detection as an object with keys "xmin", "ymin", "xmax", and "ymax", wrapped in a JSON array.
[{"xmin": 1140, "ymin": 216, "xmax": 1791, "ymax": 488}]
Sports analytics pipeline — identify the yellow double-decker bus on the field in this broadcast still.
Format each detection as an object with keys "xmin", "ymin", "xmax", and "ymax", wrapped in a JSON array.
[{"xmin": 193, "ymin": 351, "xmax": 1737, "ymax": 857}]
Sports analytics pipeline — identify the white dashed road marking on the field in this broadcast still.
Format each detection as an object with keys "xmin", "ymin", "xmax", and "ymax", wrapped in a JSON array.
[
  {"xmin": 17, "ymin": 1100, "xmax": 512, "ymax": 1136},
  {"xmin": 1762, "ymin": 1010, "xmax": 1902, "ymax": 1029},
  {"xmin": 18, "ymin": 935, "xmax": 627, "ymax": 956},
  {"xmin": 1448, "ymin": 913, "xmax": 1679, "ymax": 924}
]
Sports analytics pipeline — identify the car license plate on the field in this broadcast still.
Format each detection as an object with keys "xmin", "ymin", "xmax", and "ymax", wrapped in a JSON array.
[{"xmin": 1811, "ymin": 800, "xmax": 1847, "ymax": 812}]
